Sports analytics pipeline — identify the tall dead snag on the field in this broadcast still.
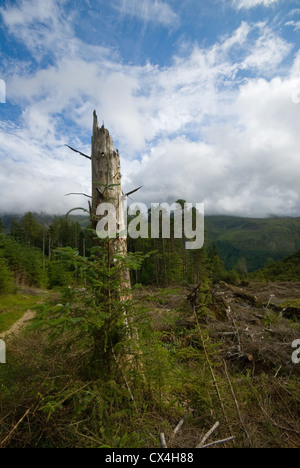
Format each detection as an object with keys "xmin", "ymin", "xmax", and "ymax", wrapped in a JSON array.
[
  {"xmin": 91, "ymin": 111, "xmax": 144, "ymax": 375},
  {"xmin": 91, "ymin": 110, "xmax": 131, "ymax": 300},
  {"xmin": 67, "ymin": 111, "xmax": 142, "ymax": 374}
]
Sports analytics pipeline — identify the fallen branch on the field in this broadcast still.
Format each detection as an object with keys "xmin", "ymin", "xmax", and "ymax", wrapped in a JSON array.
[
  {"xmin": 259, "ymin": 405, "xmax": 300, "ymax": 436},
  {"xmin": 159, "ymin": 433, "xmax": 168, "ymax": 448},
  {"xmin": 193, "ymin": 306, "xmax": 231, "ymax": 432},
  {"xmin": 223, "ymin": 359, "xmax": 252, "ymax": 446},
  {"xmin": 173, "ymin": 414, "xmax": 187, "ymax": 437},
  {"xmin": 168, "ymin": 413, "xmax": 187, "ymax": 445},
  {"xmin": 196, "ymin": 421, "xmax": 220, "ymax": 448},
  {"xmin": 0, "ymin": 407, "xmax": 32, "ymax": 447},
  {"xmin": 112, "ymin": 347, "xmax": 138, "ymax": 414},
  {"xmin": 226, "ymin": 304, "xmax": 242, "ymax": 353},
  {"xmin": 201, "ymin": 436, "xmax": 235, "ymax": 449}
]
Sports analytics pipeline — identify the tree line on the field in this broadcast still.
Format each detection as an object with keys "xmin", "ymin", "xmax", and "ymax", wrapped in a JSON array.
[
  {"xmin": 0, "ymin": 208, "xmax": 246, "ymax": 295},
  {"xmin": 0, "ymin": 212, "xmax": 92, "ymax": 292}
]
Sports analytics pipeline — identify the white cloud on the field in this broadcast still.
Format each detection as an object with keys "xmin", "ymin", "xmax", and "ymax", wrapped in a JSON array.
[
  {"xmin": 285, "ymin": 21, "xmax": 300, "ymax": 32},
  {"xmin": 241, "ymin": 25, "xmax": 292, "ymax": 72},
  {"xmin": 124, "ymin": 64, "xmax": 300, "ymax": 217},
  {"xmin": 0, "ymin": 79, "xmax": 5, "ymax": 103},
  {"xmin": 113, "ymin": 0, "xmax": 180, "ymax": 28},
  {"xmin": 233, "ymin": 0, "xmax": 279, "ymax": 9},
  {"xmin": 0, "ymin": 122, "xmax": 90, "ymax": 214},
  {"xmin": 0, "ymin": 0, "xmax": 298, "ymax": 217},
  {"xmin": 0, "ymin": 0, "xmax": 73, "ymax": 60}
]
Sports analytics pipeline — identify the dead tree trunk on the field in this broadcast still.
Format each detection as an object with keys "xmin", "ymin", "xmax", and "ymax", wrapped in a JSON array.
[
  {"xmin": 67, "ymin": 111, "xmax": 143, "ymax": 373},
  {"xmin": 91, "ymin": 110, "xmax": 131, "ymax": 299}
]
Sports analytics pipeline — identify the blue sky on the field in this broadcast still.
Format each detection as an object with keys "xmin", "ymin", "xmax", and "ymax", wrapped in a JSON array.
[{"xmin": 0, "ymin": 0, "xmax": 299, "ymax": 216}]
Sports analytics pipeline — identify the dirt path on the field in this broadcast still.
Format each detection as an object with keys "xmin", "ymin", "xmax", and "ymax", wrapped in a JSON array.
[{"xmin": 0, "ymin": 310, "xmax": 36, "ymax": 340}]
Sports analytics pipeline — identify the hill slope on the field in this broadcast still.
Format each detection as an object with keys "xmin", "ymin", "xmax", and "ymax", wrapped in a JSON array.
[
  {"xmin": 252, "ymin": 250, "xmax": 300, "ymax": 282},
  {"xmin": 205, "ymin": 216, "xmax": 300, "ymax": 271}
]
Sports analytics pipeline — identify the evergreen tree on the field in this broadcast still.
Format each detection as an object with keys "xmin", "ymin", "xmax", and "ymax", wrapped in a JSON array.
[
  {"xmin": 10, "ymin": 217, "xmax": 24, "ymax": 243},
  {"xmin": 21, "ymin": 212, "xmax": 43, "ymax": 248}
]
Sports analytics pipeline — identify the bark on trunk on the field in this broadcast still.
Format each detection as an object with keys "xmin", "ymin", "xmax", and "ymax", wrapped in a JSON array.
[{"xmin": 91, "ymin": 110, "xmax": 131, "ymax": 298}]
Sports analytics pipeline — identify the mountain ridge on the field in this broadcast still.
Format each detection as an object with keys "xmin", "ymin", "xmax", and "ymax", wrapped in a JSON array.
[
  {"xmin": 2, "ymin": 212, "xmax": 300, "ymax": 272},
  {"xmin": 205, "ymin": 215, "xmax": 300, "ymax": 271}
]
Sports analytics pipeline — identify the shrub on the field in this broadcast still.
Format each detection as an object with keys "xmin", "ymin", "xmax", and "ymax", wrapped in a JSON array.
[{"xmin": 0, "ymin": 254, "xmax": 14, "ymax": 294}]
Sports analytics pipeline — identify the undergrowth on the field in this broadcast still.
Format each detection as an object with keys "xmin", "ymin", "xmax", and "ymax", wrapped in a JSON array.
[
  {"xmin": 0, "ymin": 294, "xmax": 45, "ymax": 334},
  {"xmin": 0, "ymin": 285, "xmax": 299, "ymax": 448}
]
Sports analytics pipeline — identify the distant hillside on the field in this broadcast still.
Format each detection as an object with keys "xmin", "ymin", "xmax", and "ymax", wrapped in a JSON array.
[
  {"xmin": 2, "ymin": 212, "xmax": 300, "ymax": 273},
  {"xmin": 0, "ymin": 213, "xmax": 90, "ymax": 231},
  {"xmin": 205, "ymin": 216, "xmax": 300, "ymax": 271},
  {"xmin": 252, "ymin": 250, "xmax": 300, "ymax": 282}
]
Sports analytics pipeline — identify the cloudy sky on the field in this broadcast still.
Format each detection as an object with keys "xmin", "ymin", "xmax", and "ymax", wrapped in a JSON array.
[{"xmin": 0, "ymin": 0, "xmax": 299, "ymax": 217}]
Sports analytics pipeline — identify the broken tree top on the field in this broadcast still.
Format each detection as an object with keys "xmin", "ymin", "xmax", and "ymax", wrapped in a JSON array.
[
  {"xmin": 92, "ymin": 110, "xmax": 117, "ymax": 156},
  {"xmin": 91, "ymin": 110, "xmax": 123, "ymax": 213}
]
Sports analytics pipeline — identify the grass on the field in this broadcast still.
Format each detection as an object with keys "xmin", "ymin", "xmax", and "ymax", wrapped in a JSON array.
[
  {"xmin": 0, "ymin": 285, "xmax": 299, "ymax": 448},
  {"xmin": 0, "ymin": 294, "xmax": 45, "ymax": 334},
  {"xmin": 281, "ymin": 299, "xmax": 300, "ymax": 308}
]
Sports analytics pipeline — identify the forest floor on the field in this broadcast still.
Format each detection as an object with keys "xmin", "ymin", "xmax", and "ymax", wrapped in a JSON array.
[
  {"xmin": 0, "ymin": 309, "xmax": 36, "ymax": 340},
  {"xmin": 133, "ymin": 281, "xmax": 300, "ymax": 448},
  {"xmin": 0, "ymin": 281, "xmax": 299, "ymax": 448},
  {"xmin": 0, "ymin": 289, "xmax": 48, "ymax": 337},
  {"xmin": 208, "ymin": 281, "xmax": 300, "ymax": 376},
  {"xmin": 136, "ymin": 281, "xmax": 300, "ymax": 378}
]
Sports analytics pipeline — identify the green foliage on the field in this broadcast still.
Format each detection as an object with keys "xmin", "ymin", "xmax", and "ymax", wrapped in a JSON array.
[
  {"xmin": 2, "ymin": 210, "xmax": 300, "ymax": 447},
  {"xmin": 0, "ymin": 233, "xmax": 47, "ymax": 288},
  {"xmin": 47, "ymin": 247, "xmax": 80, "ymax": 288},
  {"xmin": 252, "ymin": 250, "xmax": 300, "ymax": 282},
  {"xmin": 205, "ymin": 215, "xmax": 300, "ymax": 271},
  {"xmin": 1, "ymin": 280, "xmax": 300, "ymax": 447},
  {"xmin": 0, "ymin": 212, "xmax": 91, "ymax": 290},
  {"xmin": 0, "ymin": 254, "xmax": 14, "ymax": 294},
  {"xmin": 128, "ymin": 233, "xmax": 214, "ymax": 287},
  {"xmin": 32, "ymin": 244, "xmax": 147, "ymax": 377},
  {"xmin": 0, "ymin": 293, "xmax": 45, "ymax": 334}
]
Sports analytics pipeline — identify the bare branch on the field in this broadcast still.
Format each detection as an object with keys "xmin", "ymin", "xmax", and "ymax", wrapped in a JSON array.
[
  {"xmin": 65, "ymin": 193, "xmax": 92, "ymax": 199},
  {"xmin": 0, "ymin": 406, "xmax": 36, "ymax": 447},
  {"xmin": 65, "ymin": 145, "xmax": 91, "ymax": 160},
  {"xmin": 196, "ymin": 421, "xmax": 220, "ymax": 448},
  {"xmin": 259, "ymin": 405, "xmax": 300, "ymax": 436},
  {"xmin": 159, "ymin": 433, "xmax": 168, "ymax": 448},
  {"xmin": 201, "ymin": 436, "xmax": 235, "ymax": 449},
  {"xmin": 173, "ymin": 414, "xmax": 187, "ymax": 436},
  {"xmin": 223, "ymin": 359, "xmax": 252, "ymax": 445},
  {"xmin": 66, "ymin": 207, "xmax": 90, "ymax": 218},
  {"xmin": 125, "ymin": 186, "xmax": 143, "ymax": 197}
]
